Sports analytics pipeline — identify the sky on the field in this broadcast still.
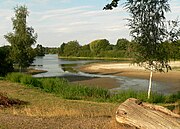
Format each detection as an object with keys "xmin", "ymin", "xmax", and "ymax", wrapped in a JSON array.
[{"xmin": 0, "ymin": 0, "xmax": 180, "ymax": 47}]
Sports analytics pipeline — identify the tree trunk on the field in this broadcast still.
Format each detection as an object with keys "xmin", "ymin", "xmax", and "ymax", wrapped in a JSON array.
[
  {"xmin": 148, "ymin": 67, "xmax": 153, "ymax": 99},
  {"xmin": 116, "ymin": 98, "xmax": 180, "ymax": 129}
]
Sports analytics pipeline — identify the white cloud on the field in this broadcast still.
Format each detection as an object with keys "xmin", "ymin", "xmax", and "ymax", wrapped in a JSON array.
[{"xmin": 0, "ymin": 0, "xmax": 179, "ymax": 47}]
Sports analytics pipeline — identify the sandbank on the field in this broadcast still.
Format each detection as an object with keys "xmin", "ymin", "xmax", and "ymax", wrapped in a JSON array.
[{"xmin": 78, "ymin": 61, "xmax": 180, "ymax": 91}]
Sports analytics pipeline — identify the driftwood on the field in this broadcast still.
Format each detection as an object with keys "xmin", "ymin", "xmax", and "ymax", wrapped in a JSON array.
[{"xmin": 116, "ymin": 98, "xmax": 180, "ymax": 129}]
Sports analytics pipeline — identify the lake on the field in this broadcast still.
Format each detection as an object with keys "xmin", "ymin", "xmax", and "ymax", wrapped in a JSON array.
[{"xmin": 32, "ymin": 54, "xmax": 174, "ymax": 94}]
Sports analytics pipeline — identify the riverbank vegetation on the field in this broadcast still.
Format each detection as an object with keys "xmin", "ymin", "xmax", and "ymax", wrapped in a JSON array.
[{"xmin": 4, "ymin": 72, "xmax": 180, "ymax": 104}]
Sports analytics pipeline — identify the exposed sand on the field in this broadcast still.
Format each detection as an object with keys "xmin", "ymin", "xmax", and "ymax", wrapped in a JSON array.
[
  {"xmin": 71, "ymin": 77, "xmax": 120, "ymax": 89},
  {"xmin": 62, "ymin": 75, "xmax": 120, "ymax": 89},
  {"xmin": 77, "ymin": 61, "xmax": 180, "ymax": 90}
]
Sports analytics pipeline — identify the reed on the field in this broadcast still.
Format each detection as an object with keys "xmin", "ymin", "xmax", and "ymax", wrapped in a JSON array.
[{"xmin": 5, "ymin": 72, "xmax": 179, "ymax": 104}]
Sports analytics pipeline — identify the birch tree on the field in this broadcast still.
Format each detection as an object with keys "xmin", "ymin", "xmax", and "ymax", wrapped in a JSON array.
[
  {"xmin": 4, "ymin": 5, "xmax": 37, "ymax": 72},
  {"xmin": 104, "ymin": 0, "xmax": 180, "ymax": 99}
]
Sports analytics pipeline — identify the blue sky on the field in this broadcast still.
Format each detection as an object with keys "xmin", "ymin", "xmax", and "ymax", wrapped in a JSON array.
[{"xmin": 0, "ymin": 0, "xmax": 179, "ymax": 47}]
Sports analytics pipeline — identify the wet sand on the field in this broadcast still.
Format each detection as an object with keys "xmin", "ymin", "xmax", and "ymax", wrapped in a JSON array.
[
  {"xmin": 77, "ymin": 62, "xmax": 180, "ymax": 91},
  {"xmin": 63, "ymin": 75, "xmax": 119, "ymax": 89}
]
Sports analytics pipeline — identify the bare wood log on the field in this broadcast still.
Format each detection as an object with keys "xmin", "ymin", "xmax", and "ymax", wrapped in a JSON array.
[{"xmin": 116, "ymin": 98, "xmax": 180, "ymax": 129}]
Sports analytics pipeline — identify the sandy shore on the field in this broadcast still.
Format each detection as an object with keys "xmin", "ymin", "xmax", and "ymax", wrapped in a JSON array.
[{"xmin": 77, "ymin": 61, "xmax": 180, "ymax": 91}]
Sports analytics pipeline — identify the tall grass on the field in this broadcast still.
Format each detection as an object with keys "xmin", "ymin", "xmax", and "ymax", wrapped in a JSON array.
[
  {"xmin": 5, "ymin": 73, "xmax": 109, "ymax": 101},
  {"xmin": 5, "ymin": 72, "xmax": 180, "ymax": 103},
  {"xmin": 108, "ymin": 90, "xmax": 166, "ymax": 103},
  {"xmin": 6, "ymin": 72, "xmax": 24, "ymax": 83}
]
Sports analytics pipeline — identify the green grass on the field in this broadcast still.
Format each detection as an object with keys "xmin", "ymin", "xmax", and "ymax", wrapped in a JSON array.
[
  {"xmin": 59, "ymin": 56, "xmax": 132, "ymax": 61},
  {"xmin": 108, "ymin": 90, "xmax": 166, "ymax": 103},
  {"xmin": 5, "ymin": 72, "xmax": 180, "ymax": 104}
]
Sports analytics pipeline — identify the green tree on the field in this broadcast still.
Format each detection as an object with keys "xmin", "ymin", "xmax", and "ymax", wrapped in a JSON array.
[
  {"xmin": 63, "ymin": 40, "xmax": 80, "ymax": 57},
  {"xmin": 35, "ymin": 44, "xmax": 45, "ymax": 56},
  {"xmin": 105, "ymin": 0, "xmax": 180, "ymax": 98},
  {"xmin": 116, "ymin": 38, "xmax": 130, "ymax": 50},
  {"xmin": 79, "ymin": 44, "xmax": 92, "ymax": 57},
  {"xmin": 171, "ymin": 40, "xmax": 180, "ymax": 59},
  {"xmin": 4, "ymin": 5, "xmax": 37, "ymax": 72},
  {"xmin": 0, "ymin": 46, "xmax": 14, "ymax": 76},
  {"xmin": 89, "ymin": 39, "xmax": 110, "ymax": 55},
  {"xmin": 58, "ymin": 43, "xmax": 66, "ymax": 56}
]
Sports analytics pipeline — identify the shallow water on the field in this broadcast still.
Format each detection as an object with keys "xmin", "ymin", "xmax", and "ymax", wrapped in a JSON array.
[{"xmin": 32, "ymin": 54, "xmax": 175, "ymax": 94}]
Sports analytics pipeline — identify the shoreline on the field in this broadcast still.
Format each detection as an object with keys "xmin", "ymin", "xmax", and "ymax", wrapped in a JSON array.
[{"xmin": 77, "ymin": 62, "xmax": 180, "ymax": 91}]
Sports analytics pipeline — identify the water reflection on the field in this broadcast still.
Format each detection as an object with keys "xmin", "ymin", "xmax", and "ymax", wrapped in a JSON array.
[
  {"xmin": 60, "ymin": 64, "xmax": 78, "ymax": 73},
  {"xmin": 32, "ymin": 54, "xmax": 98, "ymax": 77}
]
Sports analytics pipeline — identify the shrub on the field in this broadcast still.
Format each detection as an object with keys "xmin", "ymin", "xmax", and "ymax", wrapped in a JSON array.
[
  {"xmin": 20, "ymin": 75, "xmax": 41, "ymax": 87},
  {"xmin": 6, "ymin": 72, "xmax": 24, "ymax": 83}
]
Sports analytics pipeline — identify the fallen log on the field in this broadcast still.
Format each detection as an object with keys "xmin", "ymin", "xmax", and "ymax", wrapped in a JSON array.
[{"xmin": 116, "ymin": 98, "xmax": 180, "ymax": 129}]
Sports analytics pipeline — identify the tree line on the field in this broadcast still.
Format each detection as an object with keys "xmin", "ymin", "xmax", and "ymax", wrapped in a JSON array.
[{"xmin": 58, "ymin": 39, "xmax": 180, "ymax": 59}]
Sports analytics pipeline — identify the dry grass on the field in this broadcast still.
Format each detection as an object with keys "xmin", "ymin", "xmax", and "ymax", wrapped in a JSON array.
[{"xmin": 0, "ymin": 80, "xmax": 130, "ymax": 129}]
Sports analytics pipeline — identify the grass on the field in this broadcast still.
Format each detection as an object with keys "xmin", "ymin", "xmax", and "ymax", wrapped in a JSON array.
[
  {"xmin": 4, "ymin": 72, "xmax": 180, "ymax": 104},
  {"xmin": 0, "ymin": 73, "xmax": 179, "ymax": 128},
  {"xmin": 59, "ymin": 56, "xmax": 133, "ymax": 61},
  {"xmin": 0, "ymin": 80, "xmax": 117, "ymax": 118}
]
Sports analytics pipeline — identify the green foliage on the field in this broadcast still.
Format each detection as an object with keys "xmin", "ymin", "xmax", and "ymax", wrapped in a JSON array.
[
  {"xmin": 60, "ymin": 40, "xmax": 81, "ymax": 57},
  {"xmin": 89, "ymin": 39, "xmax": 110, "ymax": 55},
  {"xmin": 39, "ymin": 78, "xmax": 68, "ymax": 93},
  {"xmin": 171, "ymin": 40, "xmax": 180, "ymax": 59},
  {"xmin": 109, "ymin": 90, "xmax": 167, "ymax": 103},
  {"xmin": 61, "ymin": 85, "xmax": 109, "ymax": 101},
  {"xmin": 105, "ymin": 0, "xmax": 180, "ymax": 71},
  {"xmin": 58, "ymin": 38, "xmax": 180, "ymax": 60},
  {"xmin": 78, "ymin": 44, "xmax": 92, "ymax": 57},
  {"xmin": 165, "ymin": 91, "xmax": 180, "ymax": 103},
  {"xmin": 0, "ymin": 46, "xmax": 14, "ymax": 76},
  {"xmin": 35, "ymin": 44, "xmax": 45, "ymax": 56},
  {"xmin": 116, "ymin": 38, "xmax": 130, "ymax": 50},
  {"xmin": 5, "ymin": 73, "xmax": 109, "ymax": 101},
  {"xmin": 20, "ymin": 74, "xmax": 41, "ymax": 87},
  {"xmin": 6, "ymin": 72, "xmax": 24, "ymax": 83},
  {"xmin": 4, "ymin": 5, "xmax": 37, "ymax": 71},
  {"xmin": 45, "ymin": 47, "xmax": 58, "ymax": 54}
]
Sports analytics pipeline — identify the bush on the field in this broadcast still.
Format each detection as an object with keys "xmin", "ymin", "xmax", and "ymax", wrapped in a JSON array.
[
  {"xmin": 6, "ymin": 72, "xmax": 24, "ymax": 83},
  {"xmin": 20, "ymin": 75, "xmax": 41, "ymax": 87}
]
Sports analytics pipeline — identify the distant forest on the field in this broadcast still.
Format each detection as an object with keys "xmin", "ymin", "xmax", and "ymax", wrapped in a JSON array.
[
  {"xmin": 3, "ymin": 38, "xmax": 179, "ymax": 60},
  {"xmin": 58, "ymin": 38, "xmax": 180, "ymax": 59}
]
